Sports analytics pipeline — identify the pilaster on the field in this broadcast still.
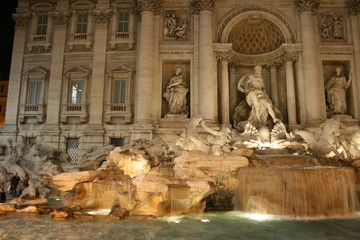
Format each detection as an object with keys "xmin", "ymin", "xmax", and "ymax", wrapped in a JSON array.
[
  {"xmin": 284, "ymin": 53, "xmax": 298, "ymax": 126},
  {"xmin": 3, "ymin": 13, "xmax": 31, "ymax": 136}
]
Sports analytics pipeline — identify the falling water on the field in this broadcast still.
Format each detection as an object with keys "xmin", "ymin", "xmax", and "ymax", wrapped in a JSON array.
[{"xmin": 234, "ymin": 167, "xmax": 359, "ymax": 218}]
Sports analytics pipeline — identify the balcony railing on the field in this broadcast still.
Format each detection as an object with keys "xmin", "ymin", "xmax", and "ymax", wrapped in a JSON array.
[
  {"xmin": 115, "ymin": 33, "xmax": 129, "ymax": 39},
  {"xmin": 33, "ymin": 35, "xmax": 46, "ymax": 42},
  {"xmin": 61, "ymin": 103, "xmax": 88, "ymax": 123},
  {"xmin": 105, "ymin": 103, "xmax": 132, "ymax": 123},
  {"xmin": 19, "ymin": 104, "xmax": 47, "ymax": 123},
  {"xmin": 73, "ymin": 33, "xmax": 88, "ymax": 41}
]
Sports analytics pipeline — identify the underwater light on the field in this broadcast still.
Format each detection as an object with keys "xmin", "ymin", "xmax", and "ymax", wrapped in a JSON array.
[
  {"xmin": 241, "ymin": 213, "xmax": 276, "ymax": 221},
  {"xmin": 201, "ymin": 219, "xmax": 210, "ymax": 223}
]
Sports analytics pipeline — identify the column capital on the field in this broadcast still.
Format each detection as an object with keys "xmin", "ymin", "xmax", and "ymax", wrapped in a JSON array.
[
  {"xmin": 295, "ymin": 0, "xmax": 319, "ymax": 13},
  {"xmin": 284, "ymin": 53, "xmax": 298, "ymax": 63},
  {"xmin": 92, "ymin": 9, "xmax": 113, "ymax": 24},
  {"xmin": 268, "ymin": 62, "xmax": 282, "ymax": 69},
  {"xmin": 51, "ymin": 11, "xmax": 70, "ymax": 25},
  {"xmin": 136, "ymin": 0, "xmax": 162, "ymax": 13},
  {"xmin": 12, "ymin": 13, "xmax": 31, "ymax": 28},
  {"xmin": 347, "ymin": 0, "xmax": 360, "ymax": 16},
  {"xmin": 216, "ymin": 54, "xmax": 231, "ymax": 63},
  {"xmin": 192, "ymin": 0, "xmax": 215, "ymax": 14}
]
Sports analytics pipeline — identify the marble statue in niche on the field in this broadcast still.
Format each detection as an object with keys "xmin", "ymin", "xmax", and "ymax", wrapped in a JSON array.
[
  {"xmin": 163, "ymin": 66, "xmax": 189, "ymax": 117},
  {"xmin": 320, "ymin": 13, "xmax": 344, "ymax": 40},
  {"xmin": 237, "ymin": 65, "xmax": 281, "ymax": 127},
  {"xmin": 164, "ymin": 11, "xmax": 189, "ymax": 40},
  {"xmin": 325, "ymin": 66, "xmax": 352, "ymax": 117}
]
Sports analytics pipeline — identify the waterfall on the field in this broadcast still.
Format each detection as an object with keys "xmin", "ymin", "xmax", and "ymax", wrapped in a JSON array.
[{"xmin": 234, "ymin": 167, "xmax": 359, "ymax": 218}]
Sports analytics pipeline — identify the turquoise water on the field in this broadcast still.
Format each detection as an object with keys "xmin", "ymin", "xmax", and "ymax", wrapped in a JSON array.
[{"xmin": 1, "ymin": 212, "xmax": 360, "ymax": 240}]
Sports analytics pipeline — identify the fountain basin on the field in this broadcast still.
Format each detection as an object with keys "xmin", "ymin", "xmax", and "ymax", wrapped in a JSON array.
[{"xmin": 234, "ymin": 167, "xmax": 359, "ymax": 218}]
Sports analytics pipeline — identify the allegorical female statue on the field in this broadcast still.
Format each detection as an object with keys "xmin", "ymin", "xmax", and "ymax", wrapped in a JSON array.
[
  {"xmin": 325, "ymin": 66, "xmax": 352, "ymax": 116},
  {"xmin": 163, "ymin": 66, "xmax": 189, "ymax": 116}
]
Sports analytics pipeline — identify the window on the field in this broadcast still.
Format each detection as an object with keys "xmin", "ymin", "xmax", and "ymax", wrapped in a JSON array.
[
  {"xmin": 0, "ymin": 84, "xmax": 5, "ymax": 93},
  {"xmin": 77, "ymin": 13, "xmax": 88, "ymax": 34},
  {"xmin": 67, "ymin": 138, "xmax": 80, "ymax": 164},
  {"xmin": 36, "ymin": 15, "xmax": 48, "ymax": 35},
  {"xmin": 0, "ymin": 105, "xmax": 2, "ymax": 113},
  {"xmin": 28, "ymin": 81, "xmax": 42, "ymax": 104},
  {"xmin": 71, "ymin": 80, "xmax": 83, "ymax": 104},
  {"xmin": 118, "ymin": 12, "xmax": 129, "ymax": 33},
  {"xmin": 113, "ymin": 80, "xmax": 126, "ymax": 104},
  {"xmin": 110, "ymin": 138, "xmax": 124, "ymax": 147}
]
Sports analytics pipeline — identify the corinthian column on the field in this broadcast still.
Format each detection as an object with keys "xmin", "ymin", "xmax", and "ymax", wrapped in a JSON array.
[
  {"xmin": 296, "ymin": 0, "xmax": 324, "ymax": 124},
  {"xmin": 135, "ymin": 0, "xmax": 161, "ymax": 124},
  {"xmin": 4, "ymin": 13, "xmax": 31, "ymax": 135},
  {"xmin": 347, "ymin": 0, "xmax": 360, "ymax": 119},
  {"xmin": 194, "ymin": 0, "xmax": 216, "ymax": 121},
  {"xmin": 217, "ymin": 55, "xmax": 231, "ymax": 126},
  {"xmin": 284, "ymin": 54, "xmax": 297, "ymax": 126}
]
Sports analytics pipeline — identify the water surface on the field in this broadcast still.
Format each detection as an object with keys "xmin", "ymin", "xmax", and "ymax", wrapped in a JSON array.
[{"xmin": 1, "ymin": 212, "xmax": 360, "ymax": 240}]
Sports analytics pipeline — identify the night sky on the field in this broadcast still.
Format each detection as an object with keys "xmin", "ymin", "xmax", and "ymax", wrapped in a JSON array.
[{"xmin": 0, "ymin": 0, "xmax": 18, "ymax": 81}]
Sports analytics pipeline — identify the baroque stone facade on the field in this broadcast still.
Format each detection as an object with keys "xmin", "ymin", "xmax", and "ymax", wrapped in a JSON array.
[{"xmin": 3, "ymin": 0, "xmax": 360, "ymax": 160}]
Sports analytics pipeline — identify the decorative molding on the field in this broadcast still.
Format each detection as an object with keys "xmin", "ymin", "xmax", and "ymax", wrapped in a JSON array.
[
  {"xmin": 347, "ymin": 0, "xmax": 360, "ymax": 16},
  {"xmin": 12, "ymin": 13, "xmax": 31, "ymax": 28},
  {"xmin": 51, "ymin": 11, "xmax": 70, "ymax": 25},
  {"xmin": 92, "ymin": 9, "xmax": 113, "ymax": 24},
  {"xmin": 136, "ymin": 0, "xmax": 162, "ymax": 13},
  {"xmin": 295, "ymin": 0, "xmax": 319, "ymax": 13},
  {"xmin": 192, "ymin": 0, "xmax": 215, "ymax": 14}
]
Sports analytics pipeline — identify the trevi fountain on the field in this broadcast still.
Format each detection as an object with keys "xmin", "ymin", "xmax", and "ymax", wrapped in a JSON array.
[{"xmin": 1, "ymin": 64, "xmax": 360, "ymax": 239}]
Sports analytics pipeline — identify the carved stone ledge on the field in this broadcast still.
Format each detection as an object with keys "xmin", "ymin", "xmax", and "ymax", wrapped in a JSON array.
[
  {"xmin": 347, "ymin": 0, "xmax": 360, "ymax": 16},
  {"xmin": 295, "ymin": 0, "xmax": 319, "ymax": 13},
  {"xmin": 136, "ymin": 0, "xmax": 162, "ymax": 13},
  {"xmin": 92, "ymin": 9, "xmax": 113, "ymax": 24},
  {"xmin": 192, "ymin": 0, "xmax": 215, "ymax": 14},
  {"xmin": 51, "ymin": 11, "xmax": 70, "ymax": 25},
  {"xmin": 12, "ymin": 13, "xmax": 31, "ymax": 28}
]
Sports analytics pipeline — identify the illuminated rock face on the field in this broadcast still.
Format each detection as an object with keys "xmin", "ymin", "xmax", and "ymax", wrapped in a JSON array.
[{"xmin": 234, "ymin": 167, "xmax": 359, "ymax": 218}]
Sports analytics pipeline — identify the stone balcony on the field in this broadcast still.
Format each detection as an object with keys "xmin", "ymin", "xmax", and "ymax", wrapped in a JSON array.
[
  {"xmin": 60, "ymin": 103, "xmax": 88, "ymax": 123},
  {"xmin": 67, "ymin": 33, "xmax": 93, "ymax": 51},
  {"xmin": 109, "ymin": 32, "xmax": 135, "ymax": 50},
  {"xmin": 27, "ymin": 34, "xmax": 52, "ymax": 53},
  {"xmin": 19, "ymin": 104, "xmax": 47, "ymax": 123},
  {"xmin": 104, "ymin": 103, "xmax": 132, "ymax": 124}
]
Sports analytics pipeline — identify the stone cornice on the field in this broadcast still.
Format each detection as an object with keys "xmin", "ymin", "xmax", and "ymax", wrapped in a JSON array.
[
  {"xmin": 92, "ymin": 9, "xmax": 113, "ymax": 24},
  {"xmin": 136, "ymin": 0, "xmax": 162, "ymax": 13},
  {"xmin": 192, "ymin": 0, "xmax": 215, "ymax": 14},
  {"xmin": 12, "ymin": 13, "xmax": 31, "ymax": 28},
  {"xmin": 295, "ymin": 0, "xmax": 319, "ymax": 13},
  {"xmin": 347, "ymin": 0, "xmax": 360, "ymax": 16},
  {"xmin": 51, "ymin": 11, "xmax": 70, "ymax": 25}
]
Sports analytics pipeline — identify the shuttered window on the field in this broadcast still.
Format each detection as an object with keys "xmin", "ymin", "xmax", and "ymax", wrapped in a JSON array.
[
  {"xmin": 113, "ymin": 80, "xmax": 126, "ymax": 104},
  {"xmin": 28, "ymin": 81, "xmax": 42, "ymax": 104}
]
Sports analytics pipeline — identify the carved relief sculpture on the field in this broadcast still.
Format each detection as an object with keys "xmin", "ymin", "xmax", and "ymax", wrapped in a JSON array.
[
  {"xmin": 320, "ymin": 13, "xmax": 344, "ymax": 40},
  {"xmin": 163, "ymin": 66, "xmax": 189, "ymax": 117},
  {"xmin": 325, "ymin": 67, "xmax": 352, "ymax": 117},
  {"xmin": 164, "ymin": 11, "xmax": 189, "ymax": 40}
]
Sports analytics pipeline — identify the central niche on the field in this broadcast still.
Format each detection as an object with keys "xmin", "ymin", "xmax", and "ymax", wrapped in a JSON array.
[{"xmin": 227, "ymin": 15, "xmax": 285, "ymax": 54}]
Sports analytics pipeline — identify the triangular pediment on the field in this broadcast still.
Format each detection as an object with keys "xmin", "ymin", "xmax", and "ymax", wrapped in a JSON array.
[
  {"xmin": 108, "ymin": 64, "xmax": 134, "ymax": 73},
  {"xmin": 65, "ymin": 66, "xmax": 91, "ymax": 77},
  {"xmin": 24, "ymin": 66, "xmax": 49, "ymax": 75},
  {"xmin": 31, "ymin": 2, "xmax": 55, "ymax": 11}
]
